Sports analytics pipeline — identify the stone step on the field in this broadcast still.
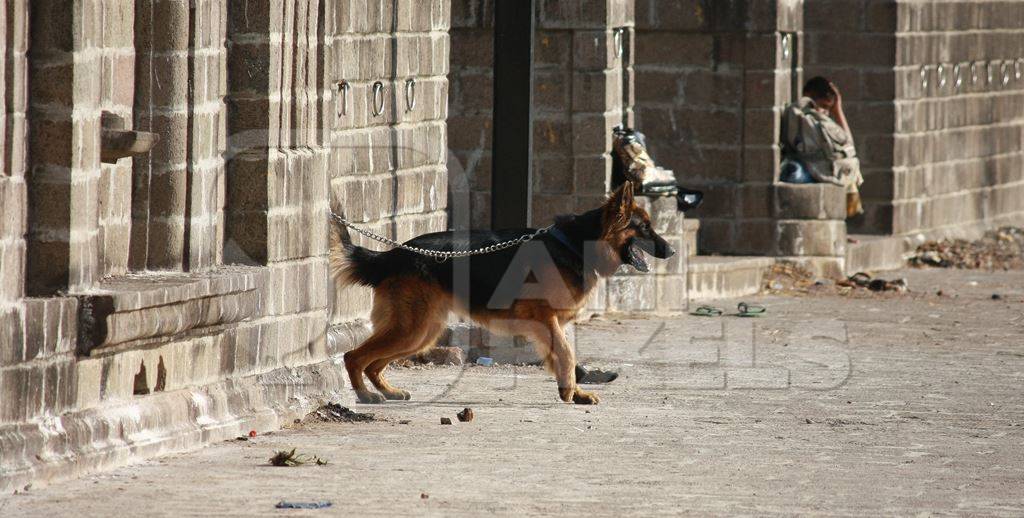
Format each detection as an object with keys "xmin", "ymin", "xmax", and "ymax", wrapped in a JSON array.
[
  {"xmin": 682, "ymin": 218, "xmax": 699, "ymax": 257},
  {"xmin": 845, "ymin": 234, "xmax": 910, "ymax": 275},
  {"xmin": 686, "ymin": 256, "xmax": 774, "ymax": 301}
]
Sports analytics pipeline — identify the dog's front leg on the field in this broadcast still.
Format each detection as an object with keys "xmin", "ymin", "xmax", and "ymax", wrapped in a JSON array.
[{"xmin": 534, "ymin": 319, "xmax": 600, "ymax": 405}]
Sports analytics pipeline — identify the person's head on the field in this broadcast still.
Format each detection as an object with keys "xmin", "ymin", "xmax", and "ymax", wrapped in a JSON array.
[{"xmin": 803, "ymin": 76, "xmax": 836, "ymax": 109}]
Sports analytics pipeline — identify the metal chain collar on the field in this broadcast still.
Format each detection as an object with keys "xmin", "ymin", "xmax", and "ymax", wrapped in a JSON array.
[{"xmin": 330, "ymin": 212, "xmax": 549, "ymax": 260}]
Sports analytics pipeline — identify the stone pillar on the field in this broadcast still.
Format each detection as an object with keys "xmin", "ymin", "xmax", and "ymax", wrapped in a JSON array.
[
  {"xmin": 325, "ymin": 0, "xmax": 450, "ymax": 323},
  {"xmin": 24, "ymin": 0, "xmax": 105, "ymax": 294},
  {"xmin": 635, "ymin": 0, "xmax": 847, "ymax": 274},
  {"xmin": 225, "ymin": 0, "xmax": 330, "ymax": 266},
  {"xmin": 804, "ymin": 0, "xmax": 896, "ymax": 236},
  {"xmin": 0, "ymin": 0, "xmax": 29, "ymax": 358},
  {"xmin": 448, "ymin": 0, "xmax": 634, "ymax": 229}
]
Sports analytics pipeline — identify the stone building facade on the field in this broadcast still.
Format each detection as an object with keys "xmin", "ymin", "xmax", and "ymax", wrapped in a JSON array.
[
  {"xmin": 1, "ymin": 0, "xmax": 449, "ymax": 491},
  {"xmin": 806, "ymin": 0, "xmax": 1024, "ymax": 239},
  {"xmin": 636, "ymin": 0, "xmax": 1024, "ymax": 274},
  {"xmin": 2, "ymin": 0, "xmax": 1022, "ymax": 492},
  {"xmin": 447, "ymin": 0, "xmax": 691, "ymax": 313}
]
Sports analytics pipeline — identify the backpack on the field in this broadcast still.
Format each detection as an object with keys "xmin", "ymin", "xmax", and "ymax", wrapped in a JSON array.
[{"xmin": 781, "ymin": 98, "xmax": 857, "ymax": 164}]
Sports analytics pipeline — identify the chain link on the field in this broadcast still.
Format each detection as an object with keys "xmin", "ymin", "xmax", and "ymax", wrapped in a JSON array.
[{"xmin": 331, "ymin": 212, "xmax": 549, "ymax": 260}]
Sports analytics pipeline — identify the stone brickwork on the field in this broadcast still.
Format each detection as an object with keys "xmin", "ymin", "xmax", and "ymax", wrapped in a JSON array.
[
  {"xmin": 447, "ymin": 1, "xmax": 690, "ymax": 313},
  {"xmin": 895, "ymin": 0, "xmax": 1022, "ymax": 238},
  {"xmin": 448, "ymin": 0, "xmax": 634, "ymax": 229},
  {"xmin": 0, "ymin": 0, "xmax": 449, "ymax": 492},
  {"xmin": 809, "ymin": 1, "xmax": 1024, "ymax": 239},
  {"xmin": 804, "ymin": 0, "xmax": 899, "ymax": 236},
  {"xmin": 635, "ymin": 0, "xmax": 849, "ymax": 275},
  {"xmin": 326, "ymin": 0, "xmax": 451, "ymax": 322}
]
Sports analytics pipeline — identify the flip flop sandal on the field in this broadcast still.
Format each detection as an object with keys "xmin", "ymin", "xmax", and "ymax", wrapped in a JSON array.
[
  {"xmin": 736, "ymin": 302, "xmax": 767, "ymax": 317},
  {"xmin": 692, "ymin": 306, "xmax": 724, "ymax": 317}
]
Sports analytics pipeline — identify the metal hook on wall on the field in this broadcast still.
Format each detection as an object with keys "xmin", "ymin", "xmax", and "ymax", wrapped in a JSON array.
[
  {"xmin": 336, "ymin": 80, "xmax": 350, "ymax": 117},
  {"xmin": 405, "ymin": 78, "xmax": 417, "ymax": 112},
  {"xmin": 920, "ymin": 65, "xmax": 929, "ymax": 90},
  {"xmin": 613, "ymin": 28, "xmax": 624, "ymax": 59},
  {"xmin": 781, "ymin": 33, "xmax": 791, "ymax": 60},
  {"xmin": 937, "ymin": 63, "xmax": 947, "ymax": 89},
  {"xmin": 952, "ymin": 63, "xmax": 963, "ymax": 90},
  {"xmin": 371, "ymin": 81, "xmax": 385, "ymax": 117}
]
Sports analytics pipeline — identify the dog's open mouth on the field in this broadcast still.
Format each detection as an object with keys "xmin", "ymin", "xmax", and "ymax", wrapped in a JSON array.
[{"xmin": 626, "ymin": 241, "xmax": 649, "ymax": 272}]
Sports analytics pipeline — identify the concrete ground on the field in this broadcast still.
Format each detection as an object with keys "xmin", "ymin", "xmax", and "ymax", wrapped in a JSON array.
[{"xmin": 3, "ymin": 268, "xmax": 1024, "ymax": 516}]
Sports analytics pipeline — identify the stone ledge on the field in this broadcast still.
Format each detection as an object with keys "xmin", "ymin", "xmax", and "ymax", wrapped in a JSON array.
[
  {"xmin": 76, "ymin": 266, "xmax": 264, "ymax": 312},
  {"xmin": 0, "ymin": 355, "xmax": 355, "ymax": 494},
  {"xmin": 687, "ymin": 256, "xmax": 773, "ymax": 301},
  {"xmin": 72, "ymin": 267, "xmax": 266, "ymax": 353},
  {"xmin": 845, "ymin": 234, "xmax": 910, "ymax": 275},
  {"xmin": 0, "ymin": 318, "xmax": 370, "ymax": 493},
  {"xmin": 773, "ymin": 183, "xmax": 847, "ymax": 220}
]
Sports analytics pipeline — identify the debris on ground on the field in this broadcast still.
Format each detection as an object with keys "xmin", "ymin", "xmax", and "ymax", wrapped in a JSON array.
[
  {"xmin": 249, "ymin": 430, "xmax": 257, "ymax": 438},
  {"xmin": 409, "ymin": 346, "xmax": 465, "ymax": 366},
  {"xmin": 440, "ymin": 417, "xmax": 452, "ymax": 425},
  {"xmin": 268, "ymin": 448, "xmax": 329, "ymax": 467},
  {"xmin": 421, "ymin": 493, "xmax": 429, "ymax": 499},
  {"xmin": 305, "ymin": 403, "xmax": 377, "ymax": 424},
  {"xmin": 909, "ymin": 227, "xmax": 1024, "ymax": 270},
  {"xmin": 766, "ymin": 264, "xmax": 911, "ymax": 298},
  {"xmin": 764, "ymin": 263, "xmax": 817, "ymax": 292},
  {"xmin": 275, "ymin": 501, "xmax": 333, "ymax": 509},
  {"xmin": 456, "ymin": 408, "xmax": 474, "ymax": 422},
  {"xmin": 475, "ymin": 357, "xmax": 494, "ymax": 366},
  {"xmin": 839, "ymin": 272, "xmax": 908, "ymax": 293}
]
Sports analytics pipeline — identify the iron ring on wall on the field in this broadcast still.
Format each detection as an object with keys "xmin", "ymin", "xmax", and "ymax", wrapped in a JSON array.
[
  {"xmin": 337, "ymin": 80, "xmax": 350, "ymax": 116},
  {"xmin": 405, "ymin": 78, "xmax": 416, "ymax": 112},
  {"xmin": 372, "ymin": 81, "xmax": 385, "ymax": 117}
]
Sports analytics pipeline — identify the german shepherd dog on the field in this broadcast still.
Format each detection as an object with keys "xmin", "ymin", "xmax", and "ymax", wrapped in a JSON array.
[{"xmin": 330, "ymin": 183, "xmax": 675, "ymax": 405}]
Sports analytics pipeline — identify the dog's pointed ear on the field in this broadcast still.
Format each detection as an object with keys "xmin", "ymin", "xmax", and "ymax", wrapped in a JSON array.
[{"xmin": 609, "ymin": 182, "xmax": 636, "ymax": 218}]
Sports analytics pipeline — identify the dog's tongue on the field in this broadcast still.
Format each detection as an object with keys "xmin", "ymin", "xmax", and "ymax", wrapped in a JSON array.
[{"xmin": 628, "ymin": 243, "xmax": 649, "ymax": 272}]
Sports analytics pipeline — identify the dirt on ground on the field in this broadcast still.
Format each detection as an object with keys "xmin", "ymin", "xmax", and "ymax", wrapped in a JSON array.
[
  {"xmin": 764, "ymin": 263, "xmax": 911, "ymax": 299},
  {"xmin": 909, "ymin": 226, "xmax": 1024, "ymax": 270},
  {"xmin": 302, "ymin": 403, "xmax": 379, "ymax": 424},
  {"xmin": 3, "ymin": 268, "xmax": 1023, "ymax": 516}
]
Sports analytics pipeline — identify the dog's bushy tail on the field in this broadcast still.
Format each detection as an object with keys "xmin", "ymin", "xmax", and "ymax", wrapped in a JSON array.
[{"xmin": 329, "ymin": 216, "xmax": 386, "ymax": 288}]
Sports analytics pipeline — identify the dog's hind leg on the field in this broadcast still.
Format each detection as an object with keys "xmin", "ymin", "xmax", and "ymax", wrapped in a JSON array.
[
  {"xmin": 365, "ymin": 319, "xmax": 446, "ymax": 400},
  {"xmin": 344, "ymin": 281, "xmax": 405, "ymax": 404},
  {"xmin": 344, "ymin": 278, "xmax": 448, "ymax": 404},
  {"xmin": 527, "ymin": 317, "xmax": 599, "ymax": 405}
]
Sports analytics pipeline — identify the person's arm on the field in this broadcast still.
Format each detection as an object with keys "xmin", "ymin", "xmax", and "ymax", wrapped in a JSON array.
[{"xmin": 829, "ymin": 82, "xmax": 854, "ymax": 141}]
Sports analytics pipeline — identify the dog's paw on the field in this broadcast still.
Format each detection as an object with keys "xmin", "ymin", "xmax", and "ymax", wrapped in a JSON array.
[
  {"xmin": 355, "ymin": 390, "xmax": 386, "ymax": 404},
  {"xmin": 572, "ymin": 390, "xmax": 600, "ymax": 405},
  {"xmin": 382, "ymin": 389, "xmax": 411, "ymax": 401}
]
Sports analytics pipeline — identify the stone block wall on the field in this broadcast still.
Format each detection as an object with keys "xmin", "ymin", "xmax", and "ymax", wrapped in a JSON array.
[
  {"xmin": 0, "ymin": 0, "xmax": 450, "ymax": 492},
  {"xmin": 448, "ymin": 0, "xmax": 696, "ymax": 313},
  {"xmin": 634, "ymin": 0, "xmax": 848, "ymax": 272},
  {"xmin": 890, "ymin": 0, "xmax": 1024, "ymax": 237},
  {"xmin": 803, "ymin": 0, "xmax": 898, "ymax": 235},
  {"xmin": 807, "ymin": 0, "xmax": 1024, "ymax": 239},
  {"xmin": 448, "ymin": 0, "xmax": 634, "ymax": 229},
  {"xmin": 326, "ymin": 0, "xmax": 451, "ymax": 322}
]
